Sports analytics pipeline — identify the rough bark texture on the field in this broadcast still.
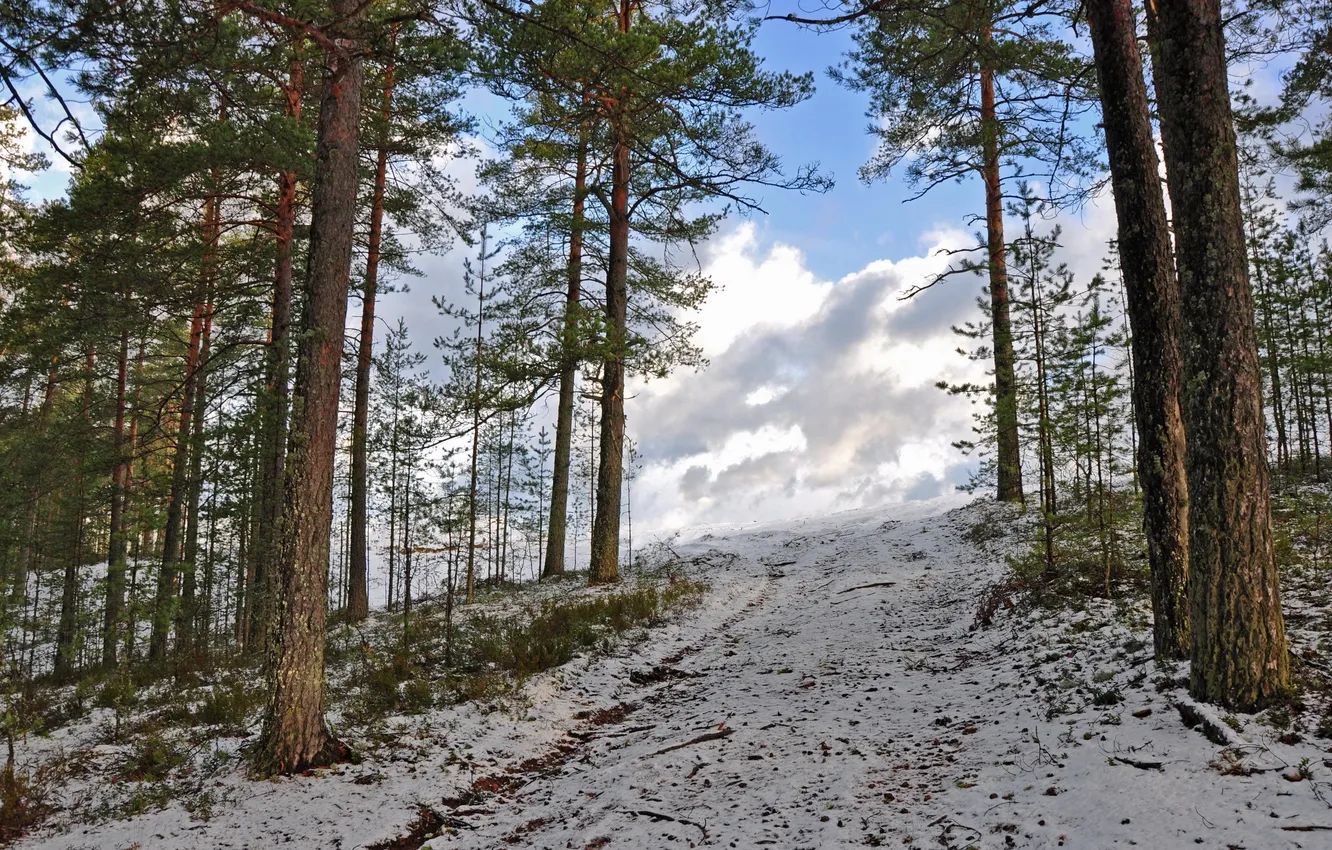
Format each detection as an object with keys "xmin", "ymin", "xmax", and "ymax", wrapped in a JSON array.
[
  {"xmin": 979, "ymin": 47, "xmax": 1023, "ymax": 504},
  {"xmin": 543, "ymin": 138, "xmax": 588, "ymax": 579},
  {"xmin": 254, "ymin": 9, "xmax": 361, "ymax": 775},
  {"xmin": 1086, "ymin": 0, "xmax": 1191, "ymax": 660},
  {"xmin": 1152, "ymin": 0, "xmax": 1289, "ymax": 708}
]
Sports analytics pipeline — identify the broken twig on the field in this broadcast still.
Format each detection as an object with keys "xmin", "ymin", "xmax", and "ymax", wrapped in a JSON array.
[{"xmin": 644, "ymin": 728, "xmax": 734, "ymax": 758}]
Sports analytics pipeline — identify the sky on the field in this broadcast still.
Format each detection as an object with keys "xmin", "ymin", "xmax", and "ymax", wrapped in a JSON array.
[{"xmin": 7, "ymin": 9, "xmax": 1129, "ymax": 540}]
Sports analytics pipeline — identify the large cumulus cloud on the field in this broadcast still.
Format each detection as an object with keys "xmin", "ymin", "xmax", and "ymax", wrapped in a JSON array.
[{"xmin": 626, "ymin": 223, "xmax": 992, "ymax": 533}]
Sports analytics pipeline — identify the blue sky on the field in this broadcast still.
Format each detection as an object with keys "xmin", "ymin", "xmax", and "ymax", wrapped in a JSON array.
[{"xmin": 730, "ymin": 21, "xmax": 980, "ymax": 278}]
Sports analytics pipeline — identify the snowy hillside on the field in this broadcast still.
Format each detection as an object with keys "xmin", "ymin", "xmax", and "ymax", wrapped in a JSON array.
[{"xmin": 14, "ymin": 494, "xmax": 1332, "ymax": 849}]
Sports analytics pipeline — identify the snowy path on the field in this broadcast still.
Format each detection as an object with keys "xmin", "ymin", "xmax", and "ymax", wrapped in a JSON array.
[
  {"xmin": 426, "ymin": 497, "xmax": 1332, "ymax": 850},
  {"xmin": 430, "ymin": 499, "xmax": 1016, "ymax": 849}
]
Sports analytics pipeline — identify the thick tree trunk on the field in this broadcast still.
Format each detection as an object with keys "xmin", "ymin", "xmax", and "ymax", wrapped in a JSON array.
[
  {"xmin": 254, "ymin": 7, "xmax": 362, "ymax": 775},
  {"xmin": 1086, "ymin": 0, "xmax": 1191, "ymax": 659},
  {"xmin": 979, "ymin": 46, "xmax": 1023, "ymax": 504},
  {"xmin": 250, "ymin": 55, "xmax": 303, "ymax": 654},
  {"xmin": 349, "ymin": 27, "xmax": 397, "ymax": 622},
  {"xmin": 1153, "ymin": 0, "xmax": 1289, "ymax": 708},
  {"xmin": 544, "ymin": 136, "xmax": 588, "ymax": 579}
]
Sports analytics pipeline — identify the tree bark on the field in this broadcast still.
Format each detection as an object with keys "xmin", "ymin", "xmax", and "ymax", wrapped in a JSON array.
[
  {"xmin": 544, "ymin": 133, "xmax": 588, "ymax": 579},
  {"xmin": 1152, "ymin": 0, "xmax": 1289, "ymax": 707},
  {"xmin": 1086, "ymin": 0, "xmax": 1191, "ymax": 659},
  {"xmin": 254, "ymin": 4, "xmax": 362, "ymax": 775},
  {"xmin": 349, "ymin": 26, "xmax": 397, "ymax": 622},
  {"xmin": 590, "ymin": 5, "xmax": 632, "ymax": 585},
  {"xmin": 250, "ymin": 53, "xmax": 303, "ymax": 654},
  {"xmin": 177, "ymin": 280, "xmax": 214, "ymax": 662},
  {"xmin": 979, "ymin": 37, "xmax": 1023, "ymax": 504}
]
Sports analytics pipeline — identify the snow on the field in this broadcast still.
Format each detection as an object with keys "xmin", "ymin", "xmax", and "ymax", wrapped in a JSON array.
[{"xmin": 15, "ymin": 493, "xmax": 1332, "ymax": 849}]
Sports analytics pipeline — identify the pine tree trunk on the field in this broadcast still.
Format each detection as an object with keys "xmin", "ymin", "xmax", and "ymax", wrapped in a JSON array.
[
  {"xmin": 590, "ymin": 39, "xmax": 631, "ymax": 585},
  {"xmin": 1152, "ymin": 0, "xmax": 1289, "ymax": 707},
  {"xmin": 250, "ymin": 54, "xmax": 303, "ymax": 654},
  {"xmin": 465, "ymin": 249, "xmax": 485, "ymax": 603},
  {"xmin": 254, "ymin": 7, "xmax": 362, "ymax": 775},
  {"xmin": 979, "ymin": 41, "xmax": 1023, "ymax": 504},
  {"xmin": 13, "ymin": 369, "xmax": 56, "ymax": 611},
  {"xmin": 55, "ymin": 349, "xmax": 97, "ymax": 681},
  {"xmin": 103, "ymin": 325, "xmax": 131, "ymax": 667},
  {"xmin": 151, "ymin": 272, "xmax": 209, "ymax": 663},
  {"xmin": 178, "ymin": 193, "xmax": 219, "ymax": 661},
  {"xmin": 177, "ymin": 285, "xmax": 214, "ymax": 662},
  {"xmin": 1086, "ymin": 0, "xmax": 1190, "ymax": 658},
  {"xmin": 1253, "ymin": 257, "xmax": 1289, "ymax": 470},
  {"xmin": 544, "ymin": 137, "xmax": 587, "ymax": 580},
  {"xmin": 349, "ymin": 28, "xmax": 397, "ymax": 622}
]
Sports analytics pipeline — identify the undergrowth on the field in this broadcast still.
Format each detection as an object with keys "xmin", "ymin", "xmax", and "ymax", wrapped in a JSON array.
[{"xmin": 0, "ymin": 570, "xmax": 709, "ymax": 840}]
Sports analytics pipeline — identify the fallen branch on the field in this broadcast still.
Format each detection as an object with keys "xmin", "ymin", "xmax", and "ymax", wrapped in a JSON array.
[
  {"xmin": 643, "ymin": 728, "xmax": 734, "ymax": 758},
  {"xmin": 626, "ymin": 809, "xmax": 709, "ymax": 840},
  {"xmin": 1176, "ymin": 701, "xmax": 1244, "ymax": 747},
  {"xmin": 1110, "ymin": 756, "xmax": 1163, "ymax": 771},
  {"xmin": 836, "ymin": 581, "xmax": 897, "ymax": 594},
  {"xmin": 1280, "ymin": 825, "xmax": 1332, "ymax": 831}
]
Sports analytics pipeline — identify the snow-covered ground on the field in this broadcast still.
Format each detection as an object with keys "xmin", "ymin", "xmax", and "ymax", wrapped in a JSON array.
[{"xmin": 16, "ymin": 493, "xmax": 1332, "ymax": 849}]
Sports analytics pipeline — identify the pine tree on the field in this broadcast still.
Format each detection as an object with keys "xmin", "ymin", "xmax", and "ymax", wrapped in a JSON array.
[
  {"xmin": 1085, "ymin": 0, "xmax": 1190, "ymax": 657},
  {"xmin": 1153, "ymin": 0, "xmax": 1289, "ymax": 708}
]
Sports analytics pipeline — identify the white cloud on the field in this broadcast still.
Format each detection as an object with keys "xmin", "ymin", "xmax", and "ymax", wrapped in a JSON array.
[{"xmin": 625, "ymin": 222, "xmax": 990, "ymax": 535}]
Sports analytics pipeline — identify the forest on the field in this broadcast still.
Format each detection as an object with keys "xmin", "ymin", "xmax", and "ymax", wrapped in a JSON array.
[{"xmin": 2, "ymin": 0, "xmax": 1332, "ymax": 847}]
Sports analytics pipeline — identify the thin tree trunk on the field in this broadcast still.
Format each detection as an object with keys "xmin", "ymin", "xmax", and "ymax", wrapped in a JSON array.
[
  {"xmin": 1152, "ymin": 0, "xmax": 1288, "ymax": 707},
  {"xmin": 591, "ymin": 4, "xmax": 632, "ymax": 585},
  {"xmin": 1254, "ymin": 254, "xmax": 1289, "ymax": 470},
  {"xmin": 103, "ymin": 325, "xmax": 131, "ymax": 667},
  {"xmin": 55, "ymin": 349, "xmax": 96, "ymax": 681},
  {"xmin": 1086, "ymin": 0, "xmax": 1190, "ymax": 658},
  {"xmin": 254, "ymin": 6, "xmax": 362, "ymax": 774},
  {"xmin": 465, "ymin": 233, "xmax": 488, "ymax": 603},
  {"xmin": 151, "ymin": 268, "xmax": 209, "ymax": 663},
  {"xmin": 349, "ymin": 27, "xmax": 397, "ymax": 622},
  {"xmin": 179, "ymin": 193, "xmax": 220, "ymax": 661},
  {"xmin": 979, "ymin": 37, "xmax": 1024, "ymax": 504},
  {"xmin": 544, "ymin": 135, "xmax": 587, "ymax": 579}
]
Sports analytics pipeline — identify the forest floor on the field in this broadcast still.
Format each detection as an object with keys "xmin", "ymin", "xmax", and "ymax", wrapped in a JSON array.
[{"xmin": 14, "ymin": 493, "xmax": 1332, "ymax": 849}]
